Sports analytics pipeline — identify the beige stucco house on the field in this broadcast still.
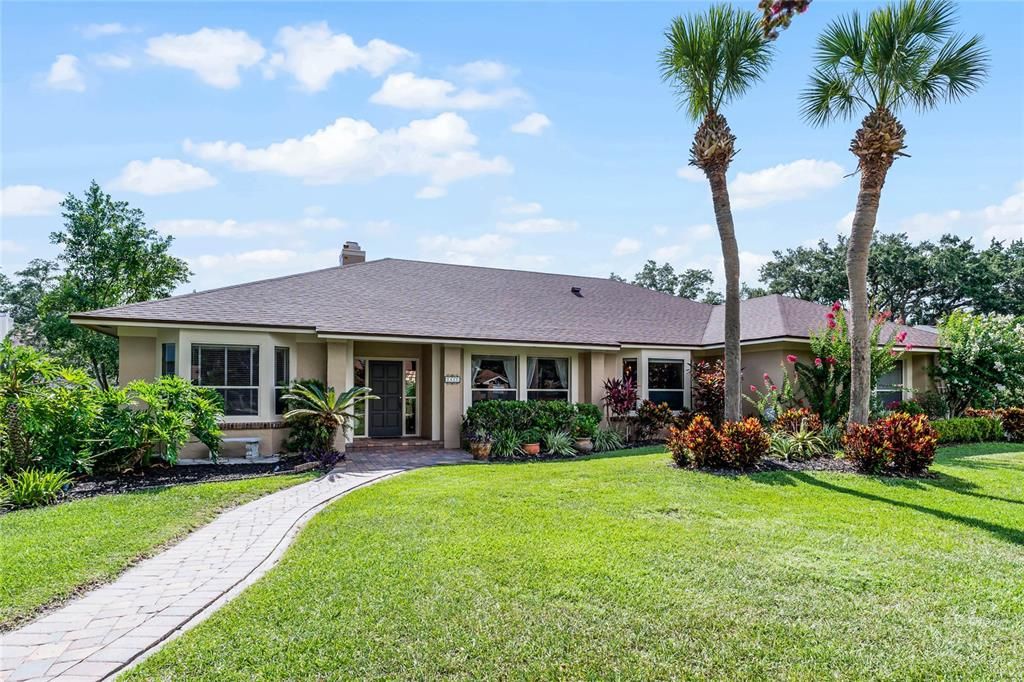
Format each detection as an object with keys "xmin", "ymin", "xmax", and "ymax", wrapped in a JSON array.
[{"xmin": 71, "ymin": 243, "xmax": 941, "ymax": 458}]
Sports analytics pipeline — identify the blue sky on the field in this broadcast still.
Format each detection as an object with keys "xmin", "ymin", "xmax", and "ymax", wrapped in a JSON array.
[{"xmin": 2, "ymin": 1, "xmax": 1022, "ymax": 294}]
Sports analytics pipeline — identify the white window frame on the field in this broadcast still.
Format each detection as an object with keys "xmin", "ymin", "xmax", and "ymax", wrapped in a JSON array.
[
  {"xmin": 646, "ymin": 357, "xmax": 687, "ymax": 410},
  {"xmin": 526, "ymin": 356, "xmax": 571, "ymax": 402},
  {"xmin": 463, "ymin": 347, "xmax": 579, "ymax": 407},
  {"xmin": 874, "ymin": 359, "xmax": 907, "ymax": 406},
  {"xmin": 469, "ymin": 354, "xmax": 520, "ymax": 404}
]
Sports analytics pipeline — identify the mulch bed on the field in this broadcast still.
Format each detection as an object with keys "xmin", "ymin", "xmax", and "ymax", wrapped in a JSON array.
[
  {"xmin": 695, "ymin": 456, "xmax": 938, "ymax": 478},
  {"xmin": 61, "ymin": 459, "xmax": 317, "ymax": 502}
]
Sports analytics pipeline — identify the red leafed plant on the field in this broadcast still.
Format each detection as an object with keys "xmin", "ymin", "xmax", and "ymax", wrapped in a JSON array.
[
  {"xmin": 669, "ymin": 414, "xmax": 768, "ymax": 469},
  {"xmin": 844, "ymin": 413, "xmax": 938, "ymax": 475},
  {"xmin": 602, "ymin": 377, "xmax": 637, "ymax": 419},
  {"xmin": 691, "ymin": 360, "xmax": 725, "ymax": 425},
  {"xmin": 774, "ymin": 407, "xmax": 823, "ymax": 435}
]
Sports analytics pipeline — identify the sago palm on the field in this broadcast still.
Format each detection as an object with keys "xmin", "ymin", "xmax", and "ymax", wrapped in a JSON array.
[
  {"xmin": 801, "ymin": 0, "xmax": 987, "ymax": 424},
  {"xmin": 660, "ymin": 4, "xmax": 774, "ymax": 421},
  {"xmin": 282, "ymin": 383, "xmax": 377, "ymax": 452}
]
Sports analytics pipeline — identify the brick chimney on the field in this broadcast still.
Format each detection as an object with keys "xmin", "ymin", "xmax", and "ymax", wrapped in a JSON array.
[{"xmin": 340, "ymin": 241, "xmax": 365, "ymax": 266}]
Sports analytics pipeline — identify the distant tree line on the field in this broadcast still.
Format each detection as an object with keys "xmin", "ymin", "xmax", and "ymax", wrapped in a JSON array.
[{"xmin": 612, "ymin": 233, "xmax": 1023, "ymax": 325}]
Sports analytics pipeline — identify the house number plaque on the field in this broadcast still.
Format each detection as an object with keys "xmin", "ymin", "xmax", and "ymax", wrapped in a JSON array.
[{"xmin": 444, "ymin": 374, "xmax": 462, "ymax": 384}]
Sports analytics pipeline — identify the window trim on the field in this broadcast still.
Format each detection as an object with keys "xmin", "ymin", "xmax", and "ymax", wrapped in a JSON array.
[
  {"xmin": 874, "ymin": 359, "xmax": 906, "ymax": 406},
  {"xmin": 161, "ymin": 342, "xmax": 176, "ymax": 377},
  {"xmin": 526, "ymin": 356, "xmax": 570, "ymax": 402},
  {"xmin": 190, "ymin": 343, "xmax": 260, "ymax": 417},
  {"xmin": 470, "ymin": 354, "xmax": 520, "ymax": 404},
  {"xmin": 273, "ymin": 346, "xmax": 290, "ymax": 416},
  {"xmin": 646, "ymin": 357, "xmax": 687, "ymax": 411}
]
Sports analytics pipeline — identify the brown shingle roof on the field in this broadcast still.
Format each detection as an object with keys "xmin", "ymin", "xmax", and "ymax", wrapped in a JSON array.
[{"xmin": 72, "ymin": 259, "xmax": 940, "ymax": 349}]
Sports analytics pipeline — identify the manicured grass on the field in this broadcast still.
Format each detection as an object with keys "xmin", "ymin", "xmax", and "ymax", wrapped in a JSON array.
[
  {"xmin": 127, "ymin": 444, "xmax": 1024, "ymax": 681},
  {"xmin": 0, "ymin": 473, "xmax": 315, "ymax": 629}
]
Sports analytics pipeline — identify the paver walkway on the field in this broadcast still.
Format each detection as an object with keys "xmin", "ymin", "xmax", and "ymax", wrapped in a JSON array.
[{"xmin": 0, "ymin": 449, "xmax": 471, "ymax": 681}]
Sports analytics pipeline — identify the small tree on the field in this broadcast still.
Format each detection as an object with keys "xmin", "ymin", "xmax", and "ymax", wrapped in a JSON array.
[
  {"xmin": 931, "ymin": 311, "xmax": 1024, "ymax": 414},
  {"xmin": 282, "ymin": 384, "xmax": 377, "ymax": 462}
]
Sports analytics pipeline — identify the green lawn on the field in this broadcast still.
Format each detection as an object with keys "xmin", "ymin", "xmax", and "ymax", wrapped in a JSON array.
[
  {"xmin": 126, "ymin": 444, "xmax": 1024, "ymax": 681},
  {"xmin": 0, "ymin": 473, "xmax": 315, "ymax": 629}
]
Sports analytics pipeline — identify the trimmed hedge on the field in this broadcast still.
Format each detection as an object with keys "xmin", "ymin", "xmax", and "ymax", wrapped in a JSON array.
[
  {"xmin": 462, "ymin": 400, "xmax": 602, "ymax": 440},
  {"xmin": 931, "ymin": 417, "xmax": 1004, "ymax": 444}
]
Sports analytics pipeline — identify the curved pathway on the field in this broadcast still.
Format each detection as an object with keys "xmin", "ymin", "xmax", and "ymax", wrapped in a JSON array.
[{"xmin": 0, "ymin": 449, "xmax": 470, "ymax": 681}]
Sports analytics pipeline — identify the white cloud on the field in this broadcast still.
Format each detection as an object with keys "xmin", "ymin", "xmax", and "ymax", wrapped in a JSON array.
[
  {"xmin": 497, "ymin": 217, "xmax": 577, "ymax": 234},
  {"xmin": 651, "ymin": 225, "xmax": 715, "ymax": 262},
  {"xmin": 370, "ymin": 72, "xmax": 525, "ymax": 110},
  {"xmin": 498, "ymin": 197, "xmax": 543, "ymax": 215},
  {"xmin": 111, "ymin": 158, "xmax": 217, "ymax": 195},
  {"xmin": 0, "ymin": 185, "xmax": 63, "ymax": 216},
  {"xmin": 80, "ymin": 23, "xmax": 134, "ymax": 39},
  {"xmin": 146, "ymin": 28, "xmax": 265, "ymax": 88},
  {"xmin": 186, "ymin": 248, "xmax": 340, "ymax": 288},
  {"xmin": 676, "ymin": 166, "xmax": 705, "ymax": 183},
  {"xmin": 185, "ymin": 112, "xmax": 512, "ymax": 195},
  {"xmin": 418, "ymin": 233, "xmax": 515, "ymax": 265},
  {"xmin": 740, "ymin": 251, "xmax": 772, "ymax": 281},
  {"xmin": 155, "ymin": 215, "xmax": 345, "ymax": 238},
  {"xmin": 453, "ymin": 60, "xmax": 514, "ymax": 82},
  {"xmin": 836, "ymin": 210, "xmax": 855, "ymax": 233},
  {"xmin": 877, "ymin": 182, "xmax": 1024, "ymax": 244},
  {"xmin": 92, "ymin": 53, "xmax": 133, "ymax": 69},
  {"xmin": 265, "ymin": 22, "xmax": 413, "ymax": 92},
  {"xmin": 612, "ymin": 238, "xmax": 641, "ymax": 256},
  {"xmin": 730, "ymin": 159, "xmax": 845, "ymax": 210},
  {"xmin": 653, "ymin": 243, "xmax": 691, "ymax": 261},
  {"xmin": 416, "ymin": 186, "xmax": 447, "ymax": 199},
  {"xmin": 509, "ymin": 112, "xmax": 550, "ymax": 136},
  {"xmin": 45, "ymin": 54, "xmax": 85, "ymax": 92},
  {"xmin": 652, "ymin": 224, "xmax": 670, "ymax": 236}
]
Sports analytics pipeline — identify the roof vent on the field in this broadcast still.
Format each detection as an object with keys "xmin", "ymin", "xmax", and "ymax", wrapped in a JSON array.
[
  {"xmin": 571, "ymin": 286, "xmax": 583, "ymax": 297},
  {"xmin": 340, "ymin": 241, "xmax": 365, "ymax": 267}
]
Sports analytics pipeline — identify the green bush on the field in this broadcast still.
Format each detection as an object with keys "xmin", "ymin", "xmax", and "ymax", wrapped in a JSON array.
[
  {"xmin": 593, "ymin": 428, "xmax": 624, "ymax": 452},
  {"xmin": 542, "ymin": 430, "xmax": 575, "ymax": 456},
  {"xmin": 462, "ymin": 400, "xmax": 605, "ymax": 445},
  {"xmin": 931, "ymin": 417, "xmax": 1004, "ymax": 444},
  {"xmin": 1, "ymin": 469, "xmax": 73, "ymax": 509}
]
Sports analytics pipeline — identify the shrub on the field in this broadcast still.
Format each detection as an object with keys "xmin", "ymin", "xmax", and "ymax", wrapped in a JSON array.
[
  {"xmin": 915, "ymin": 391, "xmax": 949, "ymax": 419},
  {"xmin": 593, "ymin": 428, "xmax": 624, "ymax": 453},
  {"xmin": 773, "ymin": 408, "xmax": 822, "ymax": 435},
  {"xmin": 283, "ymin": 378, "xmax": 329, "ymax": 453},
  {"xmin": 575, "ymin": 402, "xmax": 603, "ymax": 428},
  {"xmin": 666, "ymin": 425, "xmax": 693, "ymax": 467},
  {"xmin": 573, "ymin": 414, "xmax": 599, "ymax": 439},
  {"xmin": 491, "ymin": 428, "xmax": 523, "ymax": 460},
  {"xmin": 635, "ymin": 400, "xmax": 674, "ymax": 441},
  {"xmin": 1, "ymin": 469, "xmax": 73, "ymax": 509},
  {"xmin": 965, "ymin": 407, "xmax": 1024, "ymax": 442},
  {"xmin": 462, "ymin": 401, "xmax": 605, "ymax": 445},
  {"xmin": 282, "ymin": 383, "xmax": 375, "ymax": 459},
  {"xmin": 932, "ymin": 311, "xmax": 1024, "ymax": 415},
  {"xmin": 691, "ymin": 360, "xmax": 725, "ymax": 425},
  {"xmin": 542, "ymin": 430, "xmax": 575, "ymax": 456},
  {"xmin": 843, "ymin": 423, "xmax": 889, "ymax": 474},
  {"xmin": 880, "ymin": 413, "xmax": 938, "ymax": 475},
  {"xmin": 845, "ymin": 413, "xmax": 938, "ymax": 475},
  {"xmin": 668, "ymin": 415, "xmax": 719, "ymax": 467},
  {"xmin": 744, "ymin": 365, "xmax": 799, "ymax": 423},
  {"xmin": 720, "ymin": 418, "xmax": 770, "ymax": 469},
  {"xmin": 92, "ymin": 376, "xmax": 224, "ymax": 471},
  {"xmin": 769, "ymin": 426, "xmax": 825, "ymax": 462},
  {"xmin": 932, "ymin": 417, "xmax": 1004, "ymax": 443},
  {"xmin": 303, "ymin": 448, "xmax": 344, "ymax": 470},
  {"xmin": 885, "ymin": 399, "xmax": 926, "ymax": 416},
  {"xmin": 819, "ymin": 423, "xmax": 845, "ymax": 453},
  {"xmin": 521, "ymin": 428, "xmax": 542, "ymax": 445},
  {"xmin": 533, "ymin": 401, "xmax": 577, "ymax": 435},
  {"xmin": 601, "ymin": 377, "xmax": 638, "ymax": 419}
]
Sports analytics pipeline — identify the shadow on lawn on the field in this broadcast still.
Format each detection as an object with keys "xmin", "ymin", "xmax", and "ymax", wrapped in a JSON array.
[{"xmin": 774, "ymin": 470, "xmax": 1024, "ymax": 546}]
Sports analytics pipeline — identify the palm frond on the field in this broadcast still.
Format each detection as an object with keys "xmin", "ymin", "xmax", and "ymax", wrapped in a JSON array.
[
  {"xmin": 801, "ymin": 0, "xmax": 987, "ymax": 124},
  {"xmin": 660, "ymin": 4, "xmax": 773, "ymax": 121}
]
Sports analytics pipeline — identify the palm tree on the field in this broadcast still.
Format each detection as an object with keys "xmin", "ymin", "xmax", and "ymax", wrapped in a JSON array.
[
  {"xmin": 660, "ymin": 5, "xmax": 774, "ymax": 422},
  {"xmin": 282, "ymin": 383, "xmax": 377, "ymax": 454},
  {"xmin": 801, "ymin": 0, "xmax": 987, "ymax": 424}
]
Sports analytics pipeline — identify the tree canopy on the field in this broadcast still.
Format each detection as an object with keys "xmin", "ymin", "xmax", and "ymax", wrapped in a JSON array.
[{"xmin": 1, "ymin": 182, "xmax": 191, "ymax": 388}]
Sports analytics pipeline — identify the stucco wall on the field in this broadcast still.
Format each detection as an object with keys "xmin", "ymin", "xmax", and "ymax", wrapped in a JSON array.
[
  {"xmin": 118, "ymin": 336, "xmax": 157, "ymax": 384},
  {"xmin": 296, "ymin": 342, "xmax": 327, "ymax": 382}
]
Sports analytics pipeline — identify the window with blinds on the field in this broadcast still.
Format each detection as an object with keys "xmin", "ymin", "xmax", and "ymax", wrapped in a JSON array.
[
  {"xmin": 274, "ymin": 347, "xmax": 290, "ymax": 415},
  {"xmin": 191, "ymin": 344, "xmax": 259, "ymax": 416}
]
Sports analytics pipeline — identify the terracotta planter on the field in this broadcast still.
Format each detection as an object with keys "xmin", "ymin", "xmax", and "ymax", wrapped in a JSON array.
[
  {"xmin": 522, "ymin": 442, "xmax": 541, "ymax": 456},
  {"xmin": 468, "ymin": 441, "xmax": 491, "ymax": 461},
  {"xmin": 575, "ymin": 437, "xmax": 594, "ymax": 454}
]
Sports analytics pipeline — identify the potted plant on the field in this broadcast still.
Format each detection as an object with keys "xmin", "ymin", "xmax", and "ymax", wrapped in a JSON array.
[
  {"xmin": 467, "ymin": 430, "xmax": 493, "ymax": 461},
  {"xmin": 521, "ymin": 428, "xmax": 542, "ymax": 456},
  {"xmin": 573, "ymin": 414, "xmax": 599, "ymax": 453}
]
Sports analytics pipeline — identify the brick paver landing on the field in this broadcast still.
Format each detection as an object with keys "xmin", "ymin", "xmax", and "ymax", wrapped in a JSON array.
[{"xmin": 0, "ymin": 449, "xmax": 471, "ymax": 681}]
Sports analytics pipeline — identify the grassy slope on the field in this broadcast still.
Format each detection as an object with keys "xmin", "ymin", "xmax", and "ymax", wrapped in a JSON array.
[
  {"xmin": 127, "ymin": 444, "xmax": 1024, "ymax": 681},
  {"xmin": 1, "ymin": 473, "xmax": 315, "ymax": 628}
]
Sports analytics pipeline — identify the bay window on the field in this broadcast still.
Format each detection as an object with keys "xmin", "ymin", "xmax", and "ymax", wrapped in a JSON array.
[
  {"xmin": 471, "ymin": 355, "xmax": 517, "ymax": 403},
  {"xmin": 527, "ymin": 357, "xmax": 569, "ymax": 402},
  {"xmin": 648, "ymin": 359, "xmax": 686, "ymax": 410},
  {"xmin": 191, "ymin": 344, "xmax": 259, "ymax": 416}
]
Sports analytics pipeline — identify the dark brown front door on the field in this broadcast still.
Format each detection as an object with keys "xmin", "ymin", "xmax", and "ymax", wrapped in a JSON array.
[{"xmin": 368, "ymin": 361, "xmax": 403, "ymax": 437}]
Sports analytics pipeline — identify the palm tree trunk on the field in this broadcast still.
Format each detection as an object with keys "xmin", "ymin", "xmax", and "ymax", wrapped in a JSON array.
[
  {"xmin": 846, "ymin": 171, "xmax": 886, "ymax": 425},
  {"xmin": 708, "ymin": 170, "xmax": 742, "ymax": 422}
]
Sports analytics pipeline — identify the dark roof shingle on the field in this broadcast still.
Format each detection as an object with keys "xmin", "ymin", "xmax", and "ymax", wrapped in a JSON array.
[{"xmin": 73, "ymin": 259, "xmax": 940, "ymax": 349}]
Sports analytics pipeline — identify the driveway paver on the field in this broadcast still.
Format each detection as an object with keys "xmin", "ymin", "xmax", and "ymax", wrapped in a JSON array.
[{"xmin": 0, "ymin": 449, "xmax": 470, "ymax": 681}]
